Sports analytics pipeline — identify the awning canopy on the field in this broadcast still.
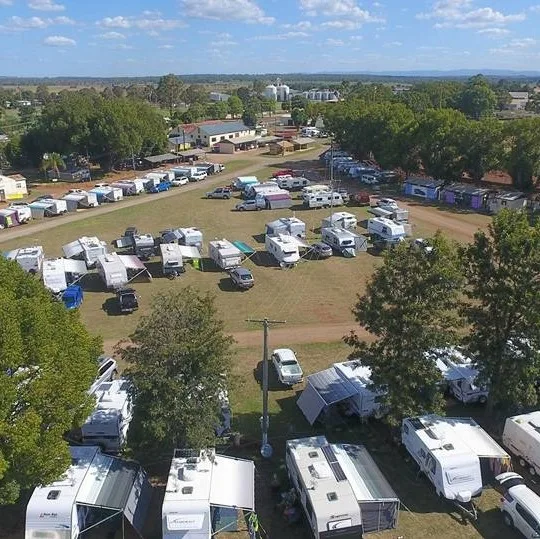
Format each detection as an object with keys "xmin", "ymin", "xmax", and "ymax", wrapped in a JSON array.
[
  {"xmin": 232, "ymin": 241, "xmax": 256, "ymax": 256},
  {"xmin": 209, "ymin": 455, "xmax": 255, "ymax": 511},
  {"xmin": 177, "ymin": 245, "xmax": 201, "ymax": 259},
  {"xmin": 63, "ymin": 239, "xmax": 84, "ymax": 258},
  {"xmin": 144, "ymin": 153, "xmax": 178, "ymax": 164},
  {"xmin": 117, "ymin": 254, "xmax": 146, "ymax": 270}
]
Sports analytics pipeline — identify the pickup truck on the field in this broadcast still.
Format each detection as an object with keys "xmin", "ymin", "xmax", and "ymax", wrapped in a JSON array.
[
  {"xmin": 206, "ymin": 187, "xmax": 232, "ymax": 199},
  {"xmin": 146, "ymin": 181, "xmax": 171, "ymax": 193}
]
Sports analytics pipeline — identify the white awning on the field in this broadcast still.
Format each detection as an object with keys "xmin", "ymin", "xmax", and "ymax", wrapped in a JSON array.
[
  {"xmin": 177, "ymin": 245, "xmax": 201, "ymax": 259},
  {"xmin": 63, "ymin": 239, "xmax": 84, "ymax": 259},
  {"xmin": 209, "ymin": 455, "xmax": 255, "ymax": 510},
  {"xmin": 166, "ymin": 513, "xmax": 205, "ymax": 531},
  {"xmin": 283, "ymin": 235, "xmax": 309, "ymax": 248},
  {"xmin": 117, "ymin": 255, "xmax": 145, "ymax": 270},
  {"xmin": 62, "ymin": 259, "xmax": 88, "ymax": 274}
]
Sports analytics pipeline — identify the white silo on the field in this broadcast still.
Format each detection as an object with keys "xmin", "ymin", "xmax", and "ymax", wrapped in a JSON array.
[
  {"xmin": 264, "ymin": 84, "xmax": 277, "ymax": 101},
  {"xmin": 277, "ymin": 84, "xmax": 290, "ymax": 102}
]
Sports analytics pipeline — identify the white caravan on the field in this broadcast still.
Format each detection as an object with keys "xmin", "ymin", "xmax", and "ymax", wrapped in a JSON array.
[
  {"xmin": 178, "ymin": 227, "xmax": 203, "ymax": 249},
  {"xmin": 304, "ymin": 191, "xmax": 344, "ymax": 209},
  {"xmin": 42, "ymin": 258, "xmax": 87, "ymax": 294},
  {"xmin": 62, "ymin": 190, "xmax": 99, "ymax": 209},
  {"xmin": 37, "ymin": 198, "xmax": 68, "ymax": 215},
  {"xmin": 62, "ymin": 236, "xmax": 108, "ymax": 267},
  {"xmin": 6, "ymin": 246, "xmax": 44, "ymax": 274},
  {"xmin": 321, "ymin": 211, "xmax": 358, "ymax": 230},
  {"xmin": 503, "ymin": 411, "xmax": 540, "ymax": 476},
  {"xmin": 162, "ymin": 448, "xmax": 255, "ymax": 539},
  {"xmin": 133, "ymin": 234, "xmax": 155, "ymax": 259},
  {"xmin": 208, "ymin": 239, "xmax": 244, "ymax": 270},
  {"xmin": 96, "ymin": 253, "xmax": 126, "ymax": 289},
  {"xmin": 428, "ymin": 347, "xmax": 488, "ymax": 404},
  {"xmin": 118, "ymin": 178, "xmax": 145, "ymax": 194},
  {"xmin": 321, "ymin": 227, "xmax": 367, "ymax": 258},
  {"xmin": 25, "ymin": 445, "xmax": 151, "ymax": 539},
  {"xmin": 81, "ymin": 379, "xmax": 133, "ymax": 452},
  {"xmin": 286, "ymin": 436, "xmax": 399, "ymax": 539},
  {"xmin": 368, "ymin": 205, "xmax": 409, "ymax": 223},
  {"xmin": 265, "ymin": 234, "xmax": 305, "ymax": 267},
  {"xmin": 265, "ymin": 217, "xmax": 306, "ymax": 238},
  {"xmin": 301, "ymin": 184, "xmax": 331, "ymax": 200},
  {"xmin": 276, "ymin": 176, "xmax": 310, "ymax": 190},
  {"xmin": 245, "ymin": 181, "xmax": 281, "ymax": 198},
  {"xmin": 402, "ymin": 415, "xmax": 511, "ymax": 514},
  {"xmin": 111, "ymin": 181, "xmax": 139, "ymax": 196},
  {"xmin": 8, "ymin": 203, "xmax": 32, "ymax": 223},
  {"xmin": 367, "ymin": 217, "xmax": 406, "ymax": 243},
  {"xmin": 160, "ymin": 243, "xmax": 184, "ymax": 277}
]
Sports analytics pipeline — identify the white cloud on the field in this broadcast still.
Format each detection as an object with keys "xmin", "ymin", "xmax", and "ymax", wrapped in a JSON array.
[
  {"xmin": 159, "ymin": 44, "xmax": 174, "ymax": 49},
  {"xmin": 320, "ymin": 20, "xmax": 362, "ymax": 30},
  {"xmin": 349, "ymin": 35, "xmax": 363, "ymax": 40},
  {"xmin": 489, "ymin": 38, "xmax": 537, "ymax": 55},
  {"xmin": 54, "ymin": 15, "xmax": 74, "ymax": 24},
  {"xmin": 300, "ymin": 0, "xmax": 384, "ymax": 22},
  {"xmin": 417, "ymin": 0, "xmax": 525, "ymax": 29},
  {"xmin": 0, "ymin": 0, "xmax": 13, "ymax": 5},
  {"xmin": 181, "ymin": 0, "xmax": 274, "ymax": 24},
  {"xmin": 530, "ymin": 5, "xmax": 540, "ymax": 12},
  {"xmin": 249, "ymin": 31, "xmax": 309, "ymax": 40},
  {"xmin": 29, "ymin": 0, "xmax": 65, "ymax": 12},
  {"xmin": 99, "ymin": 14, "xmax": 187, "ymax": 31},
  {"xmin": 43, "ymin": 35, "xmax": 75, "ymax": 46},
  {"xmin": 384, "ymin": 40, "xmax": 403, "ymax": 46},
  {"xmin": 509, "ymin": 37, "xmax": 537, "ymax": 48},
  {"xmin": 99, "ymin": 31, "xmax": 126, "ymax": 40},
  {"xmin": 10, "ymin": 16, "xmax": 49, "ymax": 28},
  {"xmin": 281, "ymin": 20, "xmax": 312, "ymax": 30},
  {"xmin": 210, "ymin": 39, "xmax": 238, "ymax": 46},
  {"xmin": 325, "ymin": 38, "xmax": 345, "ymax": 46},
  {"xmin": 477, "ymin": 27, "xmax": 510, "ymax": 36}
]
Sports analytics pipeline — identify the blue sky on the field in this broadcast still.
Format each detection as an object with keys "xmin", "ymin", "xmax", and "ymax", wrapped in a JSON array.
[{"xmin": 1, "ymin": 0, "xmax": 540, "ymax": 76}]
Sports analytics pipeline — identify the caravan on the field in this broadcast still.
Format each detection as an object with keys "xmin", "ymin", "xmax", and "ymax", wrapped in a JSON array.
[
  {"xmin": 42, "ymin": 258, "xmax": 87, "ymax": 294},
  {"xmin": 265, "ymin": 217, "xmax": 306, "ymax": 238},
  {"xmin": 503, "ymin": 411, "xmax": 540, "ymax": 476},
  {"xmin": 8, "ymin": 203, "xmax": 32, "ymax": 223},
  {"xmin": 133, "ymin": 234, "xmax": 155, "ymax": 259},
  {"xmin": 208, "ymin": 239, "xmax": 244, "ymax": 270},
  {"xmin": 96, "ymin": 253, "xmax": 148, "ymax": 289},
  {"xmin": 367, "ymin": 217, "xmax": 406, "ymax": 243},
  {"xmin": 35, "ymin": 198, "xmax": 68, "ymax": 215},
  {"xmin": 304, "ymin": 191, "xmax": 344, "ymax": 209},
  {"xmin": 63, "ymin": 190, "xmax": 99, "ymax": 209},
  {"xmin": 276, "ymin": 176, "xmax": 310, "ymax": 190},
  {"xmin": 265, "ymin": 234, "xmax": 304, "ymax": 267},
  {"xmin": 321, "ymin": 227, "xmax": 367, "ymax": 258},
  {"xmin": 160, "ymin": 243, "xmax": 184, "ymax": 277},
  {"xmin": 178, "ymin": 227, "xmax": 203, "ymax": 249},
  {"xmin": 6, "ymin": 246, "xmax": 44, "ymax": 274},
  {"xmin": 62, "ymin": 236, "xmax": 108, "ymax": 267},
  {"xmin": 321, "ymin": 211, "xmax": 357, "ymax": 230}
]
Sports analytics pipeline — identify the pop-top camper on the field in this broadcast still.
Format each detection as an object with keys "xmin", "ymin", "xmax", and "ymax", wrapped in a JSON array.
[
  {"xmin": 162, "ymin": 448, "xmax": 255, "ymax": 539},
  {"xmin": 503, "ymin": 411, "xmax": 540, "ymax": 476},
  {"xmin": 25, "ymin": 445, "xmax": 152, "ymax": 539},
  {"xmin": 286, "ymin": 436, "xmax": 399, "ymax": 538},
  {"xmin": 62, "ymin": 236, "xmax": 108, "ymax": 267},
  {"xmin": 208, "ymin": 239, "xmax": 244, "ymax": 270},
  {"xmin": 321, "ymin": 227, "xmax": 367, "ymax": 258},
  {"xmin": 402, "ymin": 415, "xmax": 511, "ymax": 517},
  {"xmin": 265, "ymin": 234, "xmax": 307, "ymax": 267},
  {"xmin": 6, "ymin": 246, "xmax": 44, "ymax": 274},
  {"xmin": 321, "ymin": 212, "xmax": 357, "ymax": 230},
  {"xmin": 265, "ymin": 217, "xmax": 306, "ymax": 238}
]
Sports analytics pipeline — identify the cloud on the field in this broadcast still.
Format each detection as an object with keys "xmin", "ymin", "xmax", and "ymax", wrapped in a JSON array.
[
  {"xmin": 489, "ymin": 38, "xmax": 537, "ymax": 55},
  {"xmin": 477, "ymin": 27, "xmax": 510, "ymax": 36},
  {"xmin": 325, "ymin": 38, "xmax": 344, "ymax": 46},
  {"xmin": 281, "ymin": 20, "xmax": 312, "ymax": 30},
  {"xmin": 300, "ymin": 0, "xmax": 384, "ymax": 22},
  {"xmin": 320, "ymin": 20, "xmax": 362, "ymax": 30},
  {"xmin": 0, "ymin": 0, "xmax": 13, "ymax": 5},
  {"xmin": 29, "ymin": 0, "xmax": 65, "ymax": 12},
  {"xmin": 43, "ymin": 35, "xmax": 75, "ymax": 46},
  {"xmin": 98, "ymin": 14, "xmax": 187, "ymax": 31},
  {"xmin": 249, "ymin": 31, "xmax": 309, "ymax": 40},
  {"xmin": 384, "ymin": 41, "xmax": 403, "ymax": 46},
  {"xmin": 98, "ymin": 31, "xmax": 126, "ymax": 40},
  {"xmin": 1, "ymin": 15, "xmax": 74, "ymax": 29},
  {"xmin": 530, "ymin": 5, "xmax": 540, "ymax": 13},
  {"xmin": 417, "ymin": 0, "xmax": 525, "ymax": 29},
  {"xmin": 509, "ymin": 37, "xmax": 537, "ymax": 48},
  {"xmin": 210, "ymin": 38, "xmax": 238, "ymax": 46},
  {"xmin": 159, "ymin": 44, "xmax": 174, "ymax": 49},
  {"xmin": 180, "ymin": 0, "xmax": 274, "ymax": 24}
]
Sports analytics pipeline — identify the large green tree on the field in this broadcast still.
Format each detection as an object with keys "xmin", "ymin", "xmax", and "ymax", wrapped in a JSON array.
[
  {"xmin": 504, "ymin": 118, "xmax": 540, "ymax": 190},
  {"xmin": 456, "ymin": 75, "xmax": 497, "ymax": 120},
  {"xmin": 120, "ymin": 288, "xmax": 233, "ymax": 452},
  {"xmin": 346, "ymin": 234, "xmax": 464, "ymax": 426},
  {"xmin": 156, "ymin": 73, "xmax": 183, "ymax": 116},
  {"xmin": 463, "ymin": 210, "xmax": 540, "ymax": 412},
  {"xmin": 227, "ymin": 95, "xmax": 244, "ymax": 118},
  {"xmin": 0, "ymin": 258, "xmax": 101, "ymax": 504},
  {"xmin": 41, "ymin": 152, "xmax": 65, "ymax": 179}
]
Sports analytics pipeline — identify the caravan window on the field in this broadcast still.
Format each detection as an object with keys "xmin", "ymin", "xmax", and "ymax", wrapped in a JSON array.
[
  {"xmin": 47, "ymin": 490, "xmax": 60, "ymax": 500},
  {"xmin": 516, "ymin": 504, "xmax": 540, "ymax": 532},
  {"xmin": 445, "ymin": 468, "xmax": 475, "ymax": 485}
]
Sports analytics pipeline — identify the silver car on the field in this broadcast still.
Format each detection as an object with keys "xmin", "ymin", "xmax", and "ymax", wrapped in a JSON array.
[{"xmin": 272, "ymin": 348, "xmax": 303, "ymax": 386}]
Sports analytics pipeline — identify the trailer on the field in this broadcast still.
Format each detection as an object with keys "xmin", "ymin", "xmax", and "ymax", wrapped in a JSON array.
[
  {"xmin": 503, "ymin": 411, "xmax": 540, "ymax": 476},
  {"xmin": 6, "ymin": 246, "xmax": 44, "ymax": 274},
  {"xmin": 263, "ymin": 192, "xmax": 293, "ymax": 210},
  {"xmin": 111, "ymin": 181, "xmax": 139, "ymax": 196},
  {"xmin": 321, "ymin": 211, "xmax": 357, "ymax": 230},
  {"xmin": 63, "ymin": 236, "xmax": 108, "ymax": 267},
  {"xmin": 36, "ymin": 198, "xmax": 68, "ymax": 215},
  {"xmin": 265, "ymin": 234, "xmax": 307, "ymax": 267},
  {"xmin": 265, "ymin": 217, "xmax": 306, "ymax": 238},
  {"xmin": 402, "ymin": 415, "xmax": 511, "ymax": 518},
  {"xmin": 276, "ymin": 176, "xmax": 310, "ymax": 190},
  {"xmin": 304, "ymin": 191, "xmax": 344, "ymax": 209},
  {"xmin": 286, "ymin": 436, "xmax": 399, "ymax": 538},
  {"xmin": 160, "ymin": 243, "xmax": 184, "ymax": 278},
  {"xmin": 321, "ymin": 227, "xmax": 367, "ymax": 257},
  {"xmin": 96, "ymin": 253, "xmax": 150, "ymax": 289},
  {"xmin": 89, "ymin": 186, "xmax": 123, "ymax": 203},
  {"xmin": 62, "ymin": 190, "xmax": 99, "ymax": 209},
  {"xmin": 367, "ymin": 217, "xmax": 407, "ymax": 243},
  {"xmin": 232, "ymin": 175, "xmax": 258, "ymax": 190},
  {"xmin": 8, "ymin": 203, "xmax": 32, "ymax": 223},
  {"xmin": 208, "ymin": 239, "xmax": 244, "ymax": 270},
  {"xmin": 117, "ymin": 178, "xmax": 145, "ymax": 194},
  {"xmin": 25, "ymin": 446, "xmax": 152, "ymax": 539},
  {"xmin": 245, "ymin": 181, "xmax": 280, "ymax": 199},
  {"xmin": 0, "ymin": 208, "xmax": 20, "ymax": 228},
  {"xmin": 162, "ymin": 448, "xmax": 255, "ymax": 539},
  {"xmin": 28, "ymin": 200, "xmax": 55, "ymax": 218},
  {"xmin": 42, "ymin": 258, "xmax": 88, "ymax": 294},
  {"xmin": 133, "ymin": 233, "xmax": 155, "ymax": 259},
  {"xmin": 178, "ymin": 227, "xmax": 203, "ymax": 249},
  {"xmin": 368, "ymin": 205, "xmax": 409, "ymax": 223}
]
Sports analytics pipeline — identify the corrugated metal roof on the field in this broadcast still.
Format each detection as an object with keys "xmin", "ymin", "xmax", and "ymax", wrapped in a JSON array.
[
  {"xmin": 144, "ymin": 153, "xmax": 178, "ymax": 164},
  {"xmin": 200, "ymin": 121, "xmax": 250, "ymax": 136}
]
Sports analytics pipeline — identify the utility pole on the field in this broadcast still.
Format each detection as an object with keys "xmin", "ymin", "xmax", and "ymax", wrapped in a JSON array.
[
  {"xmin": 246, "ymin": 317, "xmax": 286, "ymax": 459},
  {"xmin": 329, "ymin": 140, "xmax": 334, "ymax": 210}
]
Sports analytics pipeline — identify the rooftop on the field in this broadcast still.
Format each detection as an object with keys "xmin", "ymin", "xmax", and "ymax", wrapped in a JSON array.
[{"xmin": 199, "ymin": 121, "xmax": 251, "ymax": 137}]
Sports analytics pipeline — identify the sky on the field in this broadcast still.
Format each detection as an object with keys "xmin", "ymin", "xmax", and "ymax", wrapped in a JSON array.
[{"xmin": 1, "ymin": 0, "xmax": 540, "ymax": 76}]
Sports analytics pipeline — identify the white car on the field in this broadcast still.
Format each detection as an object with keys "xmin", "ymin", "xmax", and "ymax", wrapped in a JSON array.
[
  {"xmin": 88, "ymin": 356, "xmax": 117, "ymax": 396},
  {"xmin": 377, "ymin": 197, "xmax": 399, "ymax": 210},
  {"xmin": 189, "ymin": 171, "xmax": 207, "ymax": 182},
  {"xmin": 498, "ymin": 472, "xmax": 540, "ymax": 538},
  {"xmin": 171, "ymin": 176, "xmax": 189, "ymax": 186},
  {"xmin": 361, "ymin": 174, "xmax": 379, "ymax": 185},
  {"xmin": 271, "ymin": 348, "xmax": 303, "ymax": 386}
]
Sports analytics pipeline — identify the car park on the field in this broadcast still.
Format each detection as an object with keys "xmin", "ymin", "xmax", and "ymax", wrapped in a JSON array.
[
  {"xmin": 229, "ymin": 267, "xmax": 254, "ymax": 289},
  {"xmin": 308, "ymin": 242, "xmax": 333, "ymax": 259},
  {"xmin": 271, "ymin": 348, "xmax": 303, "ymax": 386},
  {"xmin": 235, "ymin": 199, "xmax": 264, "ymax": 211}
]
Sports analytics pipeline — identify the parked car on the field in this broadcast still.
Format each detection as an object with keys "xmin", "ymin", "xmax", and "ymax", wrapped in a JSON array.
[
  {"xmin": 146, "ymin": 181, "xmax": 171, "ymax": 193},
  {"xmin": 308, "ymin": 242, "xmax": 333, "ymax": 259},
  {"xmin": 377, "ymin": 197, "xmax": 399, "ymax": 210},
  {"xmin": 235, "ymin": 199, "xmax": 264, "ymax": 211},
  {"xmin": 33, "ymin": 194, "xmax": 54, "ymax": 201},
  {"xmin": 351, "ymin": 192, "xmax": 372, "ymax": 206},
  {"xmin": 271, "ymin": 348, "xmax": 303, "ymax": 386},
  {"xmin": 171, "ymin": 176, "xmax": 189, "ymax": 186},
  {"xmin": 497, "ymin": 472, "xmax": 540, "ymax": 538},
  {"xmin": 206, "ymin": 187, "xmax": 232, "ymax": 199},
  {"xmin": 116, "ymin": 288, "xmax": 139, "ymax": 314},
  {"xmin": 189, "ymin": 171, "xmax": 207, "ymax": 182},
  {"xmin": 229, "ymin": 267, "xmax": 254, "ymax": 289},
  {"xmin": 361, "ymin": 175, "xmax": 380, "ymax": 186},
  {"xmin": 89, "ymin": 356, "xmax": 118, "ymax": 395}
]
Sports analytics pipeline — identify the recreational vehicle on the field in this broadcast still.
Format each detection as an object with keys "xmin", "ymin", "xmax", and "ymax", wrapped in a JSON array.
[
  {"xmin": 133, "ymin": 234, "xmax": 155, "ymax": 259},
  {"xmin": 321, "ymin": 211, "xmax": 357, "ymax": 230},
  {"xmin": 89, "ymin": 186, "xmax": 123, "ymax": 203},
  {"xmin": 62, "ymin": 190, "xmax": 99, "ymax": 209},
  {"xmin": 0, "ymin": 208, "xmax": 20, "ymax": 228},
  {"xmin": 6, "ymin": 246, "xmax": 44, "ymax": 274},
  {"xmin": 96, "ymin": 253, "xmax": 145, "ymax": 289},
  {"xmin": 276, "ymin": 176, "xmax": 310, "ymax": 190},
  {"xmin": 81, "ymin": 379, "xmax": 133, "ymax": 452},
  {"xmin": 503, "ymin": 411, "xmax": 540, "ymax": 476},
  {"xmin": 25, "ymin": 446, "xmax": 152, "ymax": 539},
  {"xmin": 111, "ymin": 181, "xmax": 139, "ymax": 196},
  {"xmin": 62, "ymin": 236, "xmax": 108, "ymax": 267},
  {"xmin": 8, "ymin": 203, "xmax": 32, "ymax": 223},
  {"xmin": 36, "ymin": 198, "xmax": 68, "ymax": 215},
  {"xmin": 286, "ymin": 436, "xmax": 399, "ymax": 538},
  {"xmin": 245, "ymin": 181, "xmax": 280, "ymax": 199},
  {"xmin": 402, "ymin": 415, "xmax": 511, "ymax": 515},
  {"xmin": 367, "ymin": 217, "xmax": 406, "ymax": 243},
  {"xmin": 118, "ymin": 178, "xmax": 145, "ymax": 194},
  {"xmin": 28, "ymin": 200, "xmax": 55, "ymax": 218},
  {"xmin": 301, "ymin": 184, "xmax": 331, "ymax": 200},
  {"xmin": 162, "ymin": 448, "xmax": 255, "ymax": 539},
  {"xmin": 265, "ymin": 217, "xmax": 306, "ymax": 238},
  {"xmin": 368, "ymin": 205, "xmax": 409, "ymax": 223},
  {"xmin": 208, "ymin": 239, "xmax": 244, "ymax": 270},
  {"xmin": 265, "ymin": 234, "xmax": 305, "ymax": 267},
  {"xmin": 233, "ymin": 175, "xmax": 259, "ymax": 191},
  {"xmin": 42, "ymin": 258, "xmax": 87, "ymax": 294},
  {"xmin": 178, "ymin": 227, "xmax": 203, "ymax": 249},
  {"xmin": 304, "ymin": 192, "xmax": 344, "ymax": 209},
  {"xmin": 321, "ymin": 227, "xmax": 367, "ymax": 258},
  {"xmin": 160, "ymin": 243, "xmax": 184, "ymax": 277}
]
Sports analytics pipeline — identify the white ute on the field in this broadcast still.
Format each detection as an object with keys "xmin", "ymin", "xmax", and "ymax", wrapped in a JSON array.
[{"xmin": 272, "ymin": 348, "xmax": 303, "ymax": 385}]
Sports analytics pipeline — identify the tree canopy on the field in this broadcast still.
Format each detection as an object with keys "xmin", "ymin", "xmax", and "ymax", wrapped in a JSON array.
[
  {"xmin": 157, "ymin": 73, "xmax": 183, "ymax": 115},
  {"xmin": 0, "ymin": 258, "xmax": 101, "ymax": 504}
]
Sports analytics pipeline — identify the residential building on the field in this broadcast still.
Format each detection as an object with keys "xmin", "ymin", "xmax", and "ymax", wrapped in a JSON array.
[
  {"xmin": 0, "ymin": 174, "xmax": 28, "ymax": 201},
  {"xmin": 507, "ymin": 92, "xmax": 529, "ymax": 111},
  {"xmin": 170, "ymin": 121, "xmax": 255, "ymax": 148}
]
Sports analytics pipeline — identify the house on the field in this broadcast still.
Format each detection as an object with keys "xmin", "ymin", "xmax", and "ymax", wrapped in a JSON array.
[
  {"xmin": 440, "ymin": 183, "xmax": 491, "ymax": 210},
  {"xmin": 269, "ymin": 140, "xmax": 294, "ymax": 155},
  {"xmin": 488, "ymin": 191, "xmax": 527, "ymax": 214},
  {"xmin": 213, "ymin": 136, "xmax": 259, "ymax": 154},
  {"xmin": 170, "ymin": 121, "xmax": 255, "ymax": 148},
  {"xmin": 0, "ymin": 174, "xmax": 27, "ymax": 201},
  {"xmin": 286, "ymin": 436, "xmax": 399, "ymax": 538},
  {"xmin": 403, "ymin": 177, "xmax": 444, "ymax": 200},
  {"xmin": 25, "ymin": 445, "xmax": 152, "ymax": 539},
  {"xmin": 507, "ymin": 91, "xmax": 529, "ymax": 111},
  {"xmin": 162, "ymin": 448, "xmax": 255, "ymax": 539},
  {"xmin": 292, "ymin": 137, "xmax": 317, "ymax": 151}
]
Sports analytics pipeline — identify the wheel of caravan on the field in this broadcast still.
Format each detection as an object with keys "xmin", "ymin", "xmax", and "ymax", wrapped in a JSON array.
[
  {"xmin": 530, "ymin": 466, "xmax": 536, "ymax": 476},
  {"xmin": 502, "ymin": 512, "xmax": 514, "ymax": 528},
  {"xmin": 519, "ymin": 458, "xmax": 527, "ymax": 468}
]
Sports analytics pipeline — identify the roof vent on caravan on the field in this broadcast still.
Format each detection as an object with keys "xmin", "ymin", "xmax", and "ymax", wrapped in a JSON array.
[
  {"xmin": 105, "ymin": 254, "xmax": 115, "ymax": 263},
  {"xmin": 308, "ymin": 451, "xmax": 319, "ymax": 459},
  {"xmin": 327, "ymin": 492, "xmax": 338, "ymax": 501},
  {"xmin": 443, "ymin": 443, "xmax": 455, "ymax": 451},
  {"xmin": 308, "ymin": 462, "xmax": 332, "ymax": 479},
  {"xmin": 181, "ymin": 486, "xmax": 194, "ymax": 495},
  {"xmin": 180, "ymin": 464, "xmax": 198, "ymax": 481},
  {"xmin": 426, "ymin": 428, "xmax": 440, "ymax": 440}
]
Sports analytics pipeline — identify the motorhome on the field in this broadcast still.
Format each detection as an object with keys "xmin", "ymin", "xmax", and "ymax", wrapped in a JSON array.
[
  {"xmin": 96, "ymin": 253, "xmax": 148, "ymax": 289},
  {"xmin": 25, "ymin": 445, "xmax": 152, "ymax": 539},
  {"xmin": 321, "ymin": 211, "xmax": 357, "ymax": 230},
  {"xmin": 304, "ymin": 192, "xmax": 344, "ymax": 209},
  {"xmin": 208, "ymin": 239, "xmax": 244, "ymax": 270},
  {"xmin": 62, "ymin": 190, "xmax": 99, "ymax": 210},
  {"xmin": 428, "ymin": 347, "xmax": 488, "ymax": 404},
  {"xmin": 503, "ymin": 411, "xmax": 540, "ymax": 476},
  {"xmin": 88, "ymin": 186, "xmax": 123, "ymax": 203},
  {"xmin": 233, "ymin": 176, "xmax": 259, "ymax": 191},
  {"xmin": 321, "ymin": 227, "xmax": 367, "ymax": 258},
  {"xmin": 265, "ymin": 217, "xmax": 306, "ymax": 238},
  {"xmin": 133, "ymin": 234, "xmax": 155, "ymax": 259},
  {"xmin": 276, "ymin": 176, "xmax": 310, "ymax": 190},
  {"xmin": 178, "ymin": 227, "xmax": 203, "ymax": 249},
  {"xmin": 367, "ymin": 217, "xmax": 406, "ymax": 243},
  {"xmin": 8, "ymin": 203, "xmax": 32, "ymax": 223},
  {"xmin": 265, "ymin": 234, "xmax": 305, "ymax": 267},
  {"xmin": 301, "ymin": 184, "xmax": 331, "ymax": 200},
  {"xmin": 42, "ymin": 258, "xmax": 87, "ymax": 294},
  {"xmin": 162, "ymin": 448, "xmax": 255, "ymax": 539},
  {"xmin": 6, "ymin": 246, "xmax": 44, "ymax": 274},
  {"xmin": 160, "ymin": 243, "xmax": 184, "ymax": 277},
  {"xmin": 62, "ymin": 236, "xmax": 108, "ymax": 267},
  {"xmin": 286, "ymin": 436, "xmax": 399, "ymax": 539},
  {"xmin": 81, "ymin": 379, "xmax": 133, "ymax": 453},
  {"xmin": 401, "ymin": 415, "xmax": 511, "ymax": 513}
]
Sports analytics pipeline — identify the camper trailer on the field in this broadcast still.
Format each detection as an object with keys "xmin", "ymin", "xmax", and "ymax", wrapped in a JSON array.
[
  {"xmin": 276, "ymin": 176, "xmax": 310, "ymax": 191},
  {"xmin": 160, "ymin": 243, "xmax": 184, "ymax": 277},
  {"xmin": 6, "ymin": 246, "xmax": 44, "ymax": 274},
  {"xmin": 62, "ymin": 190, "xmax": 99, "ymax": 209},
  {"xmin": 301, "ymin": 184, "xmax": 331, "ymax": 200},
  {"xmin": 367, "ymin": 217, "xmax": 406, "ymax": 243},
  {"xmin": 81, "ymin": 379, "xmax": 133, "ymax": 453},
  {"xmin": 286, "ymin": 436, "xmax": 399, "ymax": 539},
  {"xmin": 402, "ymin": 415, "xmax": 511, "ymax": 516},
  {"xmin": 133, "ymin": 234, "xmax": 155, "ymax": 259},
  {"xmin": 162, "ymin": 448, "xmax": 255, "ymax": 539},
  {"xmin": 25, "ymin": 446, "xmax": 152, "ymax": 539},
  {"xmin": 178, "ymin": 227, "xmax": 203, "ymax": 249},
  {"xmin": 321, "ymin": 227, "xmax": 367, "ymax": 258},
  {"xmin": 89, "ymin": 186, "xmax": 123, "ymax": 203},
  {"xmin": 265, "ymin": 234, "xmax": 304, "ymax": 267},
  {"xmin": 503, "ymin": 411, "xmax": 540, "ymax": 476},
  {"xmin": 265, "ymin": 217, "xmax": 306, "ymax": 238},
  {"xmin": 321, "ymin": 211, "xmax": 357, "ymax": 230},
  {"xmin": 117, "ymin": 178, "xmax": 145, "ymax": 194},
  {"xmin": 245, "ymin": 181, "xmax": 280, "ymax": 199},
  {"xmin": 96, "ymin": 253, "xmax": 127, "ymax": 289},
  {"xmin": 0, "ymin": 208, "xmax": 20, "ymax": 228},
  {"xmin": 304, "ymin": 191, "xmax": 344, "ymax": 209},
  {"xmin": 62, "ymin": 236, "xmax": 108, "ymax": 267},
  {"xmin": 368, "ymin": 205, "xmax": 409, "ymax": 223},
  {"xmin": 42, "ymin": 258, "xmax": 87, "ymax": 294},
  {"xmin": 233, "ymin": 176, "xmax": 259, "ymax": 191},
  {"xmin": 111, "ymin": 181, "xmax": 139, "ymax": 196},
  {"xmin": 28, "ymin": 200, "xmax": 56, "ymax": 218},
  {"xmin": 36, "ymin": 198, "xmax": 68, "ymax": 215},
  {"xmin": 208, "ymin": 239, "xmax": 244, "ymax": 270}
]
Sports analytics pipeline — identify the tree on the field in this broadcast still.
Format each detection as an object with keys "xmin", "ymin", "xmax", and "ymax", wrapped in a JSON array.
[
  {"xmin": 18, "ymin": 106, "xmax": 37, "ymax": 128},
  {"xmin": 0, "ymin": 257, "xmax": 101, "ymax": 504},
  {"xmin": 252, "ymin": 79, "xmax": 266, "ymax": 95},
  {"xmin": 182, "ymin": 85, "xmax": 208, "ymax": 106},
  {"xmin": 456, "ymin": 75, "xmax": 497, "ymax": 120},
  {"xmin": 291, "ymin": 95, "xmax": 308, "ymax": 110},
  {"xmin": 35, "ymin": 84, "xmax": 50, "ymax": 105},
  {"xmin": 207, "ymin": 101, "xmax": 228, "ymax": 120},
  {"xmin": 345, "ymin": 234, "xmax": 464, "ymax": 426},
  {"xmin": 227, "ymin": 95, "xmax": 243, "ymax": 118},
  {"xmin": 242, "ymin": 107, "xmax": 258, "ymax": 127},
  {"xmin": 504, "ymin": 118, "xmax": 540, "ymax": 190},
  {"xmin": 119, "ymin": 288, "xmax": 233, "ymax": 452},
  {"xmin": 41, "ymin": 151, "xmax": 65, "ymax": 179},
  {"xmin": 236, "ymin": 86, "xmax": 251, "ymax": 103},
  {"xmin": 463, "ymin": 210, "xmax": 540, "ymax": 413},
  {"xmin": 181, "ymin": 103, "xmax": 207, "ymax": 123},
  {"xmin": 291, "ymin": 107, "xmax": 308, "ymax": 127},
  {"xmin": 156, "ymin": 73, "xmax": 183, "ymax": 116}
]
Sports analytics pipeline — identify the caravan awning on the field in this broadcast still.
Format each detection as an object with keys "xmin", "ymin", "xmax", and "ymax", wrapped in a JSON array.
[
  {"xmin": 63, "ymin": 239, "xmax": 84, "ymax": 259},
  {"xmin": 62, "ymin": 259, "xmax": 87, "ymax": 274},
  {"xmin": 177, "ymin": 245, "xmax": 201, "ymax": 259},
  {"xmin": 209, "ymin": 455, "xmax": 255, "ymax": 511},
  {"xmin": 117, "ymin": 255, "xmax": 146, "ymax": 270},
  {"xmin": 232, "ymin": 241, "xmax": 256, "ymax": 256}
]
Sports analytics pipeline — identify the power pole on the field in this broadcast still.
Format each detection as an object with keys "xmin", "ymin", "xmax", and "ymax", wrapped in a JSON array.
[{"xmin": 246, "ymin": 317, "xmax": 286, "ymax": 458}]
